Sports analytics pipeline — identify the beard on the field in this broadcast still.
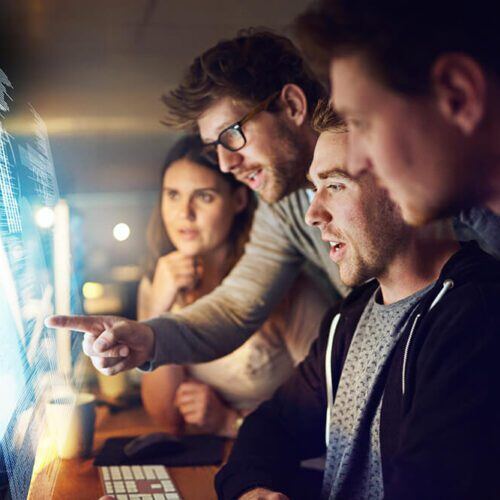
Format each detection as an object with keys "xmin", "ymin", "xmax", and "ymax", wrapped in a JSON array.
[
  {"xmin": 257, "ymin": 122, "xmax": 312, "ymax": 204},
  {"xmin": 339, "ymin": 185, "xmax": 410, "ymax": 287}
]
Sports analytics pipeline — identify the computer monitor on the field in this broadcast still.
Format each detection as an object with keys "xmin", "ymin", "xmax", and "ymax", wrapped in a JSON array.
[{"xmin": 0, "ymin": 67, "xmax": 82, "ymax": 500}]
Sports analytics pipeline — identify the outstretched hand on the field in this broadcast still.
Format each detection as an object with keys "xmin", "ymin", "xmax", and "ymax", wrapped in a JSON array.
[{"xmin": 44, "ymin": 315, "xmax": 155, "ymax": 375}]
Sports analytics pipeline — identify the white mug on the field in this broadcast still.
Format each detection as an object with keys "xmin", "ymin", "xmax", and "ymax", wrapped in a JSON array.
[{"xmin": 46, "ymin": 392, "xmax": 96, "ymax": 459}]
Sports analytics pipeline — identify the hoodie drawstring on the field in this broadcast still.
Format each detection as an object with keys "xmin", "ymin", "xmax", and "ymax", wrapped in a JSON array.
[
  {"xmin": 402, "ymin": 279, "xmax": 455, "ymax": 395},
  {"xmin": 325, "ymin": 313, "xmax": 341, "ymax": 447}
]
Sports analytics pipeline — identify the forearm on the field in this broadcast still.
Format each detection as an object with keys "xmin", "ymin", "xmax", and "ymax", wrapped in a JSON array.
[{"xmin": 141, "ymin": 365, "xmax": 185, "ymax": 433}]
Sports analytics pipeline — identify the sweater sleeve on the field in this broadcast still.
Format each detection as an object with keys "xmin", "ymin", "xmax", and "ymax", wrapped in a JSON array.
[
  {"xmin": 214, "ymin": 309, "xmax": 337, "ymax": 500},
  {"xmin": 385, "ymin": 284, "xmax": 500, "ymax": 499},
  {"xmin": 141, "ymin": 200, "xmax": 305, "ymax": 368}
]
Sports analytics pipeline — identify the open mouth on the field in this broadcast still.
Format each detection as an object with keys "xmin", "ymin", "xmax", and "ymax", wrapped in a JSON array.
[
  {"xmin": 328, "ymin": 240, "xmax": 346, "ymax": 262},
  {"xmin": 243, "ymin": 169, "xmax": 264, "ymax": 190},
  {"xmin": 329, "ymin": 241, "xmax": 344, "ymax": 252}
]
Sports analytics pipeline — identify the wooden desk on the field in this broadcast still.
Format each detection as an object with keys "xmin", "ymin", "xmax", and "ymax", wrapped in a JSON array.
[{"xmin": 29, "ymin": 406, "xmax": 228, "ymax": 500}]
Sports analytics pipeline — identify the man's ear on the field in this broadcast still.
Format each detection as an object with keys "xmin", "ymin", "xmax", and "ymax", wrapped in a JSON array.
[
  {"xmin": 233, "ymin": 185, "xmax": 249, "ymax": 214},
  {"xmin": 279, "ymin": 83, "xmax": 309, "ymax": 127},
  {"xmin": 432, "ymin": 54, "xmax": 487, "ymax": 135}
]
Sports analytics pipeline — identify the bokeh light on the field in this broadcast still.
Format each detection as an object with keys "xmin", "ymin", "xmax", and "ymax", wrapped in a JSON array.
[
  {"xmin": 112, "ymin": 223, "xmax": 130, "ymax": 242},
  {"xmin": 35, "ymin": 207, "xmax": 55, "ymax": 229}
]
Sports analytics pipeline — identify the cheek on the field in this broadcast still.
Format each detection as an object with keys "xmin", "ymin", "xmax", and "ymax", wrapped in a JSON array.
[
  {"xmin": 366, "ymin": 125, "xmax": 421, "ymax": 205},
  {"xmin": 161, "ymin": 205, "xmax": 174, "ymax": 233},
  {"xmin": 330, "ymin": 199, "xmax": 358, "ymax": 233},
  {"xmin": 371, "ymin": 126, "xmax": 407, "ymax": 175},
  {"xmin": 198, "ymin": 204, "xmax": 234, "ymax": 243},
  {"xmin": 333, "ymin": 193, "xmax": 371, "ymax": 243}
]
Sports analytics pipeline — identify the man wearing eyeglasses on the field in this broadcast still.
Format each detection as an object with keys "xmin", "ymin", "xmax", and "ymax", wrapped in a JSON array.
[{"xmin": 46, "ymin": 30, "xmax": 349, "ymax": 376}]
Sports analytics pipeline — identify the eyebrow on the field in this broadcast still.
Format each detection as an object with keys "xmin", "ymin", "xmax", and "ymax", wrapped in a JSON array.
[
  {"xmin": 163, "ymin": 186, "xmax": 221, "ymax": 193},
  {"xmin": 202, "ymin": 120, "xmax": 237, "ymax": 144},
  {"xmin": 317, "ymin": 167, "xmax": 353, "ymax": 181}
]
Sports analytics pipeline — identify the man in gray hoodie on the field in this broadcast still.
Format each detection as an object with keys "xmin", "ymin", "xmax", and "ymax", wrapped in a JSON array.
[{"xmin": 46, "ymin": 30, "xmax": 350, "ymax": 373}]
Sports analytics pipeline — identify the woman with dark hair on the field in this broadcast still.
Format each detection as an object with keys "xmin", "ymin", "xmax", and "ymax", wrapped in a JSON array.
[{"xmin": 139, "ymin": 135, "xmax": 331, "ymax": 437}]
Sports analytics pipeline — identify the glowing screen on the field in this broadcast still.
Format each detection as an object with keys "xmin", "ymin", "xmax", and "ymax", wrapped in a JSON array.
[{"xmin": 0, "ymin": 67, "xmax": 82, "ymax": 499}]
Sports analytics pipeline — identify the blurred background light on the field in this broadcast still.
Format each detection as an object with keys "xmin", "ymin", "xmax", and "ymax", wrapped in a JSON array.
[
  {"xmin": 113, "ymin": 222, "xmax": 130, "ymax": 242},
  {"xmin": 82, "ymin": 281, "xmax": 104, "ymax": 299},
  {"xmin": 35, "ymin": 206, "xmax": 55, "ymax": 229}
]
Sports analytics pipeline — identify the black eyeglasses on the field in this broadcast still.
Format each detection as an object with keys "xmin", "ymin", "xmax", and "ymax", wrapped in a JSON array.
[{"xmin": 202, "ymin": 91, "xmax": 280, "ymax": 159}]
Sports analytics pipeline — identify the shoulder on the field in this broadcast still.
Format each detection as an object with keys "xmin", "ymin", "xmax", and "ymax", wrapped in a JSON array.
[
  {"xmin": 257, "ymin": 188, "xmax": 312, "ymax": 223},
  {"xmin": 410, "ymin": 267, "xmax": 500, "ymax": 380},
  {"xmin": 138, "ymin": 275, "xmax": 153, "ymax": 297}
]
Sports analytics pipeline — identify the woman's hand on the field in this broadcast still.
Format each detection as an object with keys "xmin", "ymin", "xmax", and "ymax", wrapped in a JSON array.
[
  {"xmin": 174, "ymin": 380, "xmax": 237, "ymax": 436},
  {"xmin": 150, "ymin": 252, "xmax": 201, "ymax": 315}
]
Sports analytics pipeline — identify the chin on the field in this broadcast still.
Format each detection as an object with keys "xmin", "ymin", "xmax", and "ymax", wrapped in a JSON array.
[
  {"xmin": 401, "ymin": 205, "xmax": 434, "ymax": 226},
  {"xmin": 261, "ymin": 183, "xmax": 294, "ymax": 204},
  {"xmin": 259, "ymin": 188, "xmax": 282, "ymax": 204},
  {"xmin": 339, "ymin": 268, "xmax": 361, "ymax": 288},
  {"xmin": 176, "ymin": 243, "xmax": 203, "ymax": 256},
  {"xmin": 339, "ymin": 259, "xmax": 378, "ymax": 288},
  {"xmin": 401, "ymin": 196, "xmax": 461, "ymax": 227}
]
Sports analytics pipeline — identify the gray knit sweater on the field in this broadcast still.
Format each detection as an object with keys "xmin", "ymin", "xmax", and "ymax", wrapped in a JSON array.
[{"xmin": 142, "ymin": 188, "xmax": 349, "ymax": 368}]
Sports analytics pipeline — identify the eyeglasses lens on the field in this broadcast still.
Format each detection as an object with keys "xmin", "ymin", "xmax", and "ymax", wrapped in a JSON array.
[{"xmin": 220, "ymin": 127, "xmax": 245, "ymax": 151}]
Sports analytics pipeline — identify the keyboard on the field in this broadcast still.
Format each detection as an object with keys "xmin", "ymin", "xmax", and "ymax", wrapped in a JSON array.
[{"xmin": 98, "ymin": 465, "xmax": 181, "ymax": 499}]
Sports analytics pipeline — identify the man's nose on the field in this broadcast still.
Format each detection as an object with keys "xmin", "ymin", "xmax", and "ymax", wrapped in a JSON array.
[
  {"xmin": 217, "ymin": 145, "xmax": 244, "ymax": 173},
  {"xmin": 305, "ymin": 192, "xmax": 330, "ymax": 228}
]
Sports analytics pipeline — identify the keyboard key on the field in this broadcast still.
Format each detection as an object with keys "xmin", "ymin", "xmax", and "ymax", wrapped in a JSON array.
[
  {"xmin": 125, "ymin": 480, "xmax": 138, "ymax": 492},
  {"xmin": 110, "ymin": 466, "xmax": 122, "ymax": 480},
  {"xmin": 154, "ymin": 495, "xmax": 167, "ymax": 500},
  {"xmin": 104, "ymin": 481, "xmax": 114, "ymax": 494},
  {"xmin": 151, "ymin": 483, "xmax": 163, "ymax": 489},
  {"xmin": 152, "ymin": 465, "xmax": 169, "ymax": 479},
  {"xmin": 166, "ymin": 494, "xmax": 180, "ymax": 500},
  {"xmin": 129, "ymin": 495, "xmax": 153, "ymax": 499},
  {"xmin": 116, "ymin": 496, "xmax": 128, "ymax": 500},
  {"xmin": 114, "ymin": 481, "xmax": 125, "ymax": 493},
  {"xmin": 121, "ymin": 466, "xmax": 133, "ymax": 480},
  {"xmin": 161, "ymin": 480, "xmax": 176, "ymax": 492},
  {"xmin": 145, "ymin": 466, "xmax": 157, "ymax": 479},
  {"xmin": 101, "ymin": 467, "xmax": 110, "ymax": 481},
  {"xmin": 132, "ymin": 466, "xmax": 145, "ymax": 479}
]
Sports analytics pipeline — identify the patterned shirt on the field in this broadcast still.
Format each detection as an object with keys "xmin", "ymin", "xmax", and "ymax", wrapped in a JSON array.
[{"xmin": 322, "ymin": 284, "xmax": 433, "ymax": 499}]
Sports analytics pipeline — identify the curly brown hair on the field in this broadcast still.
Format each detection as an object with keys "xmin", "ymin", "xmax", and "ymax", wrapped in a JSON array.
[{"xmin": 162, "ymin": 28, "xmax": 326, "ymax": 130}]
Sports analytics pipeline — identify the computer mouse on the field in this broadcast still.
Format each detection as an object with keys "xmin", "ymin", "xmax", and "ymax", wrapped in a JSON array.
[{"xmin": 123, "ymin": 432, "xmax": 184, "ymax": 459}]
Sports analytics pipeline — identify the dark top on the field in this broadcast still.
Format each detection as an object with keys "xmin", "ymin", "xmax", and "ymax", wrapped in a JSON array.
[{"xmin": 216, "ymin": 242, "xmax": 500, "ymax": 500}]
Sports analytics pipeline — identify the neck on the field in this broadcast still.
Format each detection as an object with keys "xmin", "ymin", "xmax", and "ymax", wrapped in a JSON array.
[
  {"xmin": 196, "ymin": 242, "xmax": 233, "ymax": 296},
  {"xmin": 378, "ymin": 224, "xmax": 460, "ymax": 304}
]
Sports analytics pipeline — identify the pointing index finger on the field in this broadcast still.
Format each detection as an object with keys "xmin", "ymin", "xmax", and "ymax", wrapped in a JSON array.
[{"xmin": 44, "ymin": 315, "xmax": 104, "ymax": 336}]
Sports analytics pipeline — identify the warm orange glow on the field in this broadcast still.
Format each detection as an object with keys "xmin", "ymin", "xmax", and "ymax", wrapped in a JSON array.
[{"xmin": 6, "ymin": 116, "xmax": 165, "ymax": 137}]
